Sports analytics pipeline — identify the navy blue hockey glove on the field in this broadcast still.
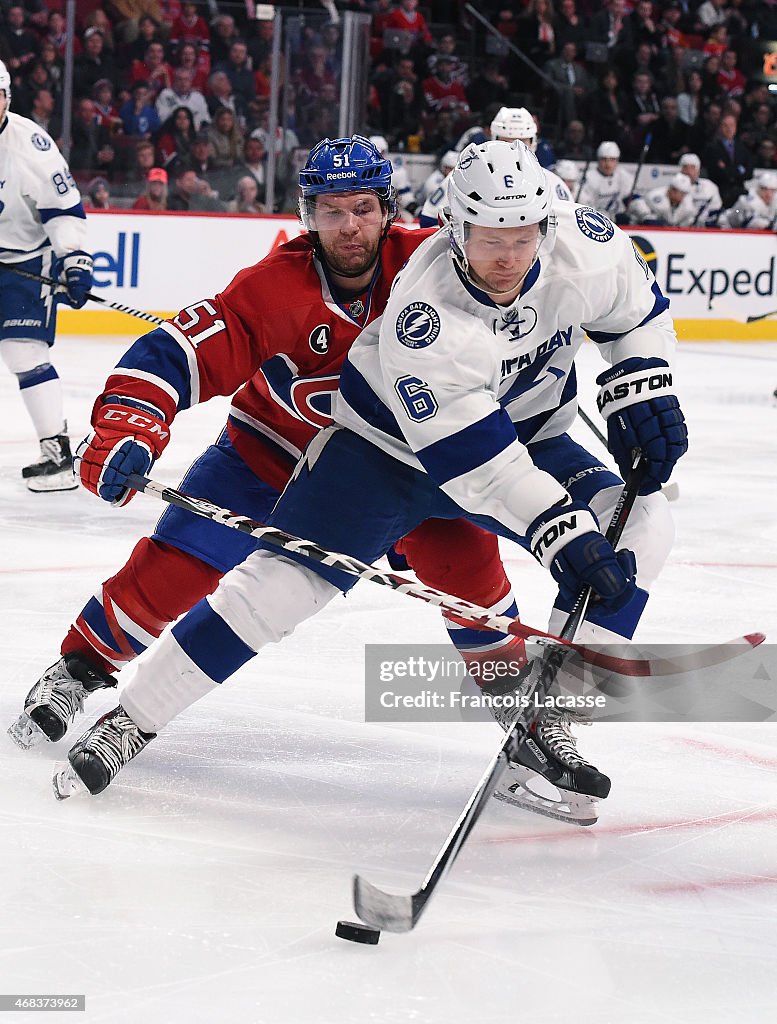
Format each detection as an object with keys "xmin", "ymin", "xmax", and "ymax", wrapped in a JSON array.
[
  {"xmin": 528, "ymin": 498, "xmax": 638, "ymax": 614},
  {"xmin": 596, "ymin": 357, "xmax": 688, "ymax": 494},
  {"xmin": 56, "ymin": 250, "xmax": 94, "ymax": 309}
]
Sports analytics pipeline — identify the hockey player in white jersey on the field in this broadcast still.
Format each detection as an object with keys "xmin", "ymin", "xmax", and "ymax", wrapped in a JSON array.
[
  {"xmin": 627, "ymin": 172, "xmax": 697, "ymax": 227},
  {"xmin": 490, "ymin": 106, "xmax": 572, "ymax": 203},
  {"xmin": 577, "ymin": 141, "xmax": 633, "ymax": 221},
  {"xmin": 55, "ymin": 142, "xmax": 687, "ymax": 823},
  {"xmin": 369, "ymin": 135, "xmax": 418, "ymax": 219},
  {"xmin": 719, "ymin": 172, "xmax": 777, "ymax": 231},
  {"xmin": 678, "ymin": 153, "xmax": 722, "ymax": 227},
  {"xmin": 418, "ymin": 150, "xmax": 457, "ymax": 227},
  {"xmin": 0, "ymin": 60, "xmax": 94, "ymax": 491},
  {"xmin": 554, "ymin": 159, "xmax": 580, "ymax": 198}
]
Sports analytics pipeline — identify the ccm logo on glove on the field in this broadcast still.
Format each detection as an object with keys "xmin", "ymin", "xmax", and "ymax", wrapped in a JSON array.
[{"xmin": 102, "ymin": 407, "xmax": 170, "ymax": 440}]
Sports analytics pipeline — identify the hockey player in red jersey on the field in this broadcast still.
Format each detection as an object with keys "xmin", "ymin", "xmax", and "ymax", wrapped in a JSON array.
[{"xmin": 9, "ymin": 135, "xmax": 525, "ymax": 750}]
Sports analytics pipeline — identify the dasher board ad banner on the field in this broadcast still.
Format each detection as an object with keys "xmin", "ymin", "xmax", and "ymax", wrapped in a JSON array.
[{"xmin": 59, "ymin": 211, "xmax": 776, "ymax": 339}]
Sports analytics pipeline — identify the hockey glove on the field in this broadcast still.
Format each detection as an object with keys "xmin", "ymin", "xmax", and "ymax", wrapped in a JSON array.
[
  {"xmin": 75, "ymin": 399, "xmax": 170, "ymax": 506},
  {"xmin": 596, "ymin": 357, "xmax": 688, "ymax": 494},
  {"xmin": 528, "ymin": 498, "xmax": 637, "ymax": 614},
  {"xmin": 55, "ymin": 250, "xmax": 94, "ymax": 309}
]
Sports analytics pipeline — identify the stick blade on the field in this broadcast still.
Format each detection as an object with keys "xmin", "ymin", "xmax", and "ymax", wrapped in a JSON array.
[{"xmin": 353, "ymin": 875, "xmax": 419, "ymax": 933}]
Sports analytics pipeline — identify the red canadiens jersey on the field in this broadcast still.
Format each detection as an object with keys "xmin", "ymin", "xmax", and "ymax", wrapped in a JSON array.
[{"xmin": 100, "ymin": 225, "xmax": 435, "ymax": 491}]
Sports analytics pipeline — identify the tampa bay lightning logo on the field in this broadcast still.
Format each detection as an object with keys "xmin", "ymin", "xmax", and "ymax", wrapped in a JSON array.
[
  {"xmin": 31, "ymin": 133, "xmax": 51, "ymax": 152},
  {"xmin": 396, "ymin": 301, "xmax": 441, "ymax": 348},
  {"xmin": 503, "ymin": 304, "xmax": 537, "ymax": 339},
  {"xmin": 575, "ymin": 207, "xmax": 615, "ymax": 242}
]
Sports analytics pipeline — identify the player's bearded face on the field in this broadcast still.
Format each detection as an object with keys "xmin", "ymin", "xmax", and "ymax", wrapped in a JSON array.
[
  {"xmin": 313, "ymin": 193, "xmax": 387, "ymax": 277},
  {"xmin": 465, "ymin": 224, "xmax": 542, "ymax": 300}
]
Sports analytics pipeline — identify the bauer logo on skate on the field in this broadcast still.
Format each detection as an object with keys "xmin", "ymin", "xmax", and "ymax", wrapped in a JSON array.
[
  {"xmin": 575, "ymin": 207, "xmax": 615, "ymax": 242},
  {"xmin": 396, "ymin": 302, "xmax": 441, "ymax": 348}
]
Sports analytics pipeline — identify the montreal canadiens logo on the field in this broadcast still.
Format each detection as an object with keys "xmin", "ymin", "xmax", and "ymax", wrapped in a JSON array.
[
  {"xmin": 396, "ymin": 302, "xmax": 441, "ymax": 348},
  {"xmin": 308, "ymin": 324, "xmax": 330, "ymax": 354},
  {"xmin": 575, "ymin": 207, "xmax": 615, "ymax": 242},
  {"xmin": 31, "ymin": 133, "xmax": 51, "ymax": 152}
]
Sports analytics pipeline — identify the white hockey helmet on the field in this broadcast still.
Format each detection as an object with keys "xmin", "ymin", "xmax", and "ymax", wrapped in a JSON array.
[
  {"xmin": 490, "ymin": 107, "xmax": 538, "ymax": 152},
  {"xmin": 758, "ymin": 171, "xmax": 777, "ymax": 191},
  {"xmin": 445, "ymin": 140, "xmax": 555, "ymax": 277},
  {"xmin": 668, "ymin": 172, "xmax": 691, "ymax": 194},
  {"xmin": 440, "ymin": 149, "xmax": 458, "ymax": 170},
  {"xmin": 554, "ymin": 159, "xmax": 580, "ymax": 184},
  {"xmin": 679, "ymin": 152, "xmax": 700, "ymax": 169},
  {"xmin": 0, "ymin": 59, "xmax": 10, "ymax": 105},
  {"xmin": 597, "ymin": 141, "xmax": 621, "ymax": 160},
  {"xmin": 368, "ymin": 135, "xmax": 389, "ymax": 157}
]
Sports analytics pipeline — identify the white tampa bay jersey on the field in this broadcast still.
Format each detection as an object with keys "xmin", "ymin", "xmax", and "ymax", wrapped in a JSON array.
[
  {"xmin": 334, "ymin": 202, "xmax": 676, "ymax": 537},
  {"xmin": 628, "ymin": 186, "xmax": 697, "ymax": 227},
  {"xmin": 577, "ymin": 165, "xmax": 633, "ymax": 218},
  {"xmin": 687, "ymin": 177, "xmax": 722, "ymax": 226},
  {"xmin": 0, "ymin": 111, "xmax": 86, "ymax": 263},
  {"xmin": 719, "ymin": 190, "xmax": 777, "ymax": 231}
]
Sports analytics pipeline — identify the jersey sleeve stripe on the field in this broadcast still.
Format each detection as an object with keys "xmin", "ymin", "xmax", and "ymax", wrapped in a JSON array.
[
  {"xmin": 586, "ymin": 281, "xmax": 669, "ymax": 344},
  {"xmin": 115, "ymin": 327, "xmax": 192, "ymax": 409},
  {"xmin": 106, "ymin": 368, "xmax": 181, "ymax": 408},
  {"xmin": 416, "ymin": 408, "xmax": 518, "ymax": 486},
  {"xmin": 39, "ymin": 202, "xmax": 86, "ymax": 223},
  {"xmin": 158, "ymin": 321, "xmax": 201, "ymax": 407}
]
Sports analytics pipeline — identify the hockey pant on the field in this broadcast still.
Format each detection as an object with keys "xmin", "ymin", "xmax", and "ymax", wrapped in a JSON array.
[{"xmin": 61, "ymin": 430, "xmax": 522, "ymax": 677}]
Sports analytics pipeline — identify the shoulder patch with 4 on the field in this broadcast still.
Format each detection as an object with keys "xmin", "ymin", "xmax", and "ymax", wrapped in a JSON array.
[
  {"xmin": 396, "ymin": 301, "xmax": 441, "ymax": 349},
  {"xmin": 575, "ymin": 207, "xmax": 615, "ymax": 242}
]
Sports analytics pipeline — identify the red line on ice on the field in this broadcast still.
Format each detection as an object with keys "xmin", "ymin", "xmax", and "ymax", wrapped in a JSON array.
[
  {"xmin": 482, "ymin": 807, "xmax": 777, "ymax": 845},
  {"xmin": 677, "ymin": 736, "xmax": 777, "ymax": 770},
  {"xmin": 642, "ymin": 874, "xmax": 777, "ymax": 895}
]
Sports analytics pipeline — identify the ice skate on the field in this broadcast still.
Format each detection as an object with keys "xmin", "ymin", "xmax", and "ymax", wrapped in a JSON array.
[
  {"xmin": 487, "ymin": 666, "xmax": 609, "ymax": 827},
  {"xmin": 8, "ymin": 653, "xmax": 117, "ymax": 749},
  {"xmin": 22, "ymin": 433, "xmax": 78, "ymax": 492},
  {"xmin": 53, "ymin": 705, "xmax": 155, "ymax": 799}
]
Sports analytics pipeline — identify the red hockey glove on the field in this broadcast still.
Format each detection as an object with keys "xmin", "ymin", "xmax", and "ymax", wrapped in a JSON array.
[{"xmin": 75, "ymin": 400, "xmax": 170, "ymax": 506}]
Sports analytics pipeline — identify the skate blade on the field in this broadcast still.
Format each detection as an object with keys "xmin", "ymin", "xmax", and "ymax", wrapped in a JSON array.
[
  {"xmin": 494, "ymin": 764, "xmax": 599, "ymax": 827},
  {"xmin": 26, "ymin": 472, "xmax": 78, "ymax": 493},
  {"xmin": 52, "ymin": 762, "xmax": 89, "ymax": 800},
  {"xmin": 7, "ymin": 713, "xmax": 48, "ymax": 750}
]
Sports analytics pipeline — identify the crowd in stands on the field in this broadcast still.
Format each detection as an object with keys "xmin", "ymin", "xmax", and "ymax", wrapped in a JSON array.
[{"xmin": 1, "ymin": 0, "xmax": 776, "ymax": 225}]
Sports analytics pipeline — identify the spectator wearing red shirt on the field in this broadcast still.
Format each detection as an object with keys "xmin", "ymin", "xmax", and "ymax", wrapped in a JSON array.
[
  {"xmin": 130, "ymin": 40, "xmax": 173, "ymax": 97},
  {"xmin": 170, "ymin": 2, "xmax": 210, "ymax": 56},
  {"xmin": 91, "ymin": 78, "xmax": 123, "ymax": 133},
  {"xmin": 422, "ymin": 56, "xmax": 469, "ymax": 114},
  {"xmin": 717, "ymin": 49, "xmax": 746, "ymax": 98},
  {"xmin": 176, "ymin": 40, "xmax": 210, "ymax": 93},
  {"xmin": 385, "ymin": 0, "xmax": 433, "ymax": 47}
]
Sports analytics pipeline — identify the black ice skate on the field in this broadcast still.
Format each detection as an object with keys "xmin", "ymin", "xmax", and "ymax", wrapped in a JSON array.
[
  {"xmin": 53, "ymin": 705, "xmax": 156, "ymax": 799},
  {"xmin": 8, "ymin": 653, "xmax": 117, "ymax": 749},
  {"xmin": 22, "ymin": 433, "xmax": 78, "ymax": 492},
  {"xmin": 487, "ymin": 667, "xmax": 610, "ymax": 826}
]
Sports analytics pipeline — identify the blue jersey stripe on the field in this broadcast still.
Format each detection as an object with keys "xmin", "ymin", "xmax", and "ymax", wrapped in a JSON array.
[
  {"xmin": 116, "ymin": 327, "xmax": 193, "ymax": 410},
  {"xmin": 39, "ymin": 202, "xmax": 86, "ymax": 224},
  {"xmin": 338, "ymin": 360, "xmax": 405, "ymax": 442},
  {"xmin": 587, "ymin": 281, "xmax": 669, "ymax": 343},
  {"xmin": 511, "ymin": 368, "xmax": 578, "ymax": 444},
  {"xmin": 172, "ymin": 597, "xmax": 255, "ymax": 684},
  {"xmin": 417, "ymin": 409, "xmax": 517, "ymax": 486}
]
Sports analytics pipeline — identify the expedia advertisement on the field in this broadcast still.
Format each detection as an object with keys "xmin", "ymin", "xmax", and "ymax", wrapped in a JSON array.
[
  {"xmin": 60, "ymin": 210, "xmax": 775, "ymax": 339},
  {"xmin": 625, "ymin": 227, "xmax": 777, "ymax": 337}
]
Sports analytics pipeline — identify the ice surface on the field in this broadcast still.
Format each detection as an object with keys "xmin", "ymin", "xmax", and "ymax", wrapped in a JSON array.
[{"xmin": 0, "ymin": 337, "xmax": 776, "ymax": 1024}]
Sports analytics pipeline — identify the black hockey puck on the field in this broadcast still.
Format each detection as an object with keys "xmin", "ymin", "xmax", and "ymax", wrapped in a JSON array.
[{"xmin": 335, "ymin": 920, "xmax": 381, "ymax": 945}]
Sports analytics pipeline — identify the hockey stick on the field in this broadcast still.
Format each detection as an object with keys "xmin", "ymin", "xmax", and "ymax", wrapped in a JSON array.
[
  {"xmin": 127, "ymin": 472, "xmax": 642, "ymax": 678},
  {"xmin": 352, "ymin": 455, "xmax": 646, "ymax": 932},
  {"xmin": 576, "ymin": 404, "xmax": 679, "ymax": 501},
  {"xmin": 746, "ymin": 308, "xmax": 777, "ymax": 324},
  {"xmin": 628, "ymin": 131, "xmax": 653, "ymax": 203},
  {"xmin": 127, "ymin": 473, "xmax": 763, "ymax": 678},
  {"xmin": 0, "ymin": 260, "xmax": 164, "ymax": 325}
]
